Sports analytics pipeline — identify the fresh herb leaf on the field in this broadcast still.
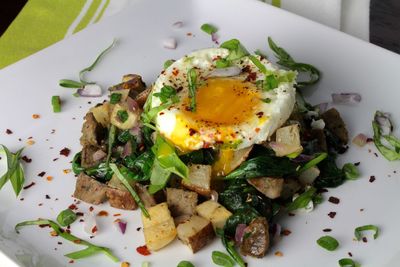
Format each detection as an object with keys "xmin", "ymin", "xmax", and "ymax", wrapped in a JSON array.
[
  {"xmin": 216, "ymin": 229, "xmax": 246, "ymax": 267},
  {"xmin": 71, "ymin": 152, "xmax": 84, "ymax": 175},
  {"xmin": 314, "ymin": 155, "xmax": 346, "ymax": 188},
  {"xmin": 212, "ymin": 251, "xmax": 235, "ymax": 267},
  {"xmin": 286, "ymin": 187, "xmax": 317, "ymax": 211},
  {"xmin": 224, "ymin": 155, "xmax": 297, "ymax": 180},
  {"xmin": 338, "ymin": 258, "xmax": 360, "ymax": 267},
  {"xmin": 57, "ymin": 209, "xmax": 77, "ymax": 226},
  {"xmin": 51, "ymin": 95, "xmax": 61, "ymax": 113},
  {"xmin": 372, "ymin": 111, "xmax": 400, "ymax": 161},
  {"xmin": 187, "ymin": 68, "xmax": 198, "ymax": 112},
  {"xmin": 59, "ymin": 79, "xmax": 85, "ymax": 88},
  {"xmin": 142, "ymin": 102, "xmax": 172, "ymax": 124},
  {"xmin": 79, "ymin": 39, "xmax": 116, "ymax": 84},
  {"xmin": 248, "ymin": 55, "xmax": 267, "ymax": 73},
  {"xmin": 354, "ymin": 225, "xmax": 379, "ymax": 241},
  {"xmin": 109, "ymin": 93, "xmax": 122, "ymax": 104},
  {"xmin": 164, "ymin": 59, "xmax": 175, "ymax": 69},
  {"xmin": 0, "ymin": 145, "xmax": 25, "ymax": 197},
  {"xmin": 15, "ymin": 219, "xmax": 118, "ymax": 261},
  {"xmin": 261, "ymin": 98, "xmax": 272, "ymax": 103},
  {"xmin": 201, "ymin": 23, "xmax": 218, "ymax": 35},
  {"xmin": 316, "ymin": 235, "xmax": 339, "ymax": 251},
  {"xmin": 298, "ymin": 153, "xmax": 328, "ymax": 173},
  {"xmin": 148, "ymin": 159, "xmax": 171, "ymax": 194},
  {"xmin": 264, "ymin": 74, "xmax": 279, "ymax": 90},
  {"xmin": 254, "ymin": 49, "xmax": 267, "ymax": 59},
  {"xmin": 153, "ymin": 85, "xmax": 179, "ymax": 103},
  {"xmin": 177, "ymin": 260, "xmax": 195, "ymax": 267},
  {"xmin": 343, "ymin": 163, "xmax": 360, "ymax": 180},
  {"xmin": 110, "ymin": 163, "xmax": 149, "ymax": 217},
  {"xmin": 106, "ymin": 125, "xmax": 116, "ymax": 166},
  {"xmin": 180, "ymin": 148, "xmax": 215, "ymax": 165},
  {"xmin": 215, "ymin": 58, "xmax": 230, "ymax": 68},
  {"xmin": 117, "ymin": 110, "xmax": 129, "ymax": 123},
  {"xmin": 268, "ymin": 37, "xmax": 320, "ymax": 87},
  {"xmin": 220, "ymin": 39, "xmax": 249, "ymax": 61}
]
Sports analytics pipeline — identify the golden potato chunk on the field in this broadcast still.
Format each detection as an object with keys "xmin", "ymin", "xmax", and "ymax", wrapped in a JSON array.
[
  {"xmin": 177, "ymin": 215, "xmax": 215, "ymax": 253},
  {"xmin": 196, "ymin": 200, "xmax": 232, "ymax": 230}
]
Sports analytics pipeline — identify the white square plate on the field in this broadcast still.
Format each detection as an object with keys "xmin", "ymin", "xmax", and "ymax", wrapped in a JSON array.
[{"xmin": 1, "ymin": 0, "xmax": 400, "ymax": 266}]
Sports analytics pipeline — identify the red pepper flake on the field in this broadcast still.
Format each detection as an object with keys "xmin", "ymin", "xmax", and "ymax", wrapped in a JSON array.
[
  {"xmin": 113, "ymin": 213, "xmax": 121, "ymax": 217},
  {"xmin": 328, "ymin": 196, "xmax": 340, "ymax": 204},
  {"xmin": 23, "ymin": 182, "xmax": 36, "ymax": 190},
  {"xmin": 255, "ymin": 128, "xmax": 260, "ymax": 133},
  {"xmin": 50, "ymin": 230, "xmax": 58, "ymax": 237},
  {"xmin": 57, "ymin": 241, "xmax": 62, "ymax": 245},
  {"xmin": 246, "ymin": 72, "xmax": 257, "ymax": 81},
  {"xmin": 68, "ymin": 204, "xmax": 78, "ymax": 210},
  {"xmin": 60, "ymin": 147, "xmax": 71, "ymax": 157},
  {"xmin": 323, "ymin": 228, "xmax": 332, "ymax": 232},
  {"xmin": 256, "ymin": 112, "xmax": 264, "ymax": 118},
  {"xmin": 38, "ymin": 203, "xmax": 43, "ymax": 207},
  {"xmin": 73, "ymin": 239, "xmax": 82, "ymax": 244},
  {"xmin": 45, "ymin": 194, "xmax": 51, "ymax": 199},
  {"xmin": 288, "ymin": 212, "xmax": 295, "ymax": 217},
  {"xmin": 53, "ymin": 158, "xmax": 59, "ymax": 161},
  {"xmin": 26, "ymin": 140, "xmax": 35, "ymax": 146},
  {"xmin": 65, "ymin": 229, "xmax": 71, "ymax": 234},
  {"xmin": 68, "ymin": 260, "xmax": 74, "ymax": 264},
  {"xmin": 76, "ymin": 212, "xmax": 84, "ymax": 216},
  {"xmin": 46, "ymin": 176, "xmax": 53, "ymax": 181},
  {"xmin": 21, "ymin": 155, "xmax": 32, "ymax": 163},
  {"xmin": 354, "ymin": 162, "xmax": 361, "ymax": 166},
  {"xmin": 274, "ymin": 251, "xmax": 283, "ymax": 257},
  {"xmin": 172, "ymin": 69, "xmax": 179, "ymax": 76},
  {"xmin": 89, "ymin": 206, "xmax": 94, "ymax": 212},
  {"xmin": 188, "ymin": 128, "xmax": 197, "ymax": 136},
  {"xmin": 369, "ymin": 175, "xmax": 376, "ymax": 183},
  {"xmin": 32, "ymin": 114, "xmax": 40, "ymax": 119},
  {"xmin": 328, "ymin": 212, "xmax": 337, "ymax": 218},
  {"xmin": 186, "ymin": 32, "xmax": 192, "ymax": 36},
  {"xmin": 38, "ymin": 171, "xmax": 46, "ymax": 177},
  {"xmin": 63, "ymin": 169, "xmax": 71, "ymax": 174},
  {"xmin": 159, "ymin": 112, "xmax": 165, "ymax": 115},
  {"xmin": 282, "ymin": 229, "xmax": 291, "ymax": 236},
  {"xmin": 20, "ymin": 198, "xmax": 24, "ymax": 201},
  {"xmin": 374, "ymin": 152, "xmax": 379, "ymax": 157},
  {"xmin": 121, "ymin": 262, "xmax": 130, "ymax": 267},
  {"xmin": 91, "ymin": 226, "xmax": 98, "ymax": 234},
  {"xmin": 362, "ymin": 237, "xmax": 368, "ymax": 243},
  {"xmin": 360, "ymin": 208, "xmax": 364, "ymax": 212},
  {"xmin": 136, "ymin": 245, "xmax": 151, "ymax": 256},
  {"xmin": 39, "ymin": 224, "xmax": 50, "ymax": 228},
  {"xmin": 348, "ymin": 252, "xmax": 353, "ymax": 257},
  {"xmin": 97, "ymin": 210, "xmax": 109, "ymax": 217},
  {"xmin": 5, "ymin": 129, "xmax": 13, "ymax": 134},
  {"xmin": 136, "ymin": 227, "xmax": 142, "ymax": 231}
]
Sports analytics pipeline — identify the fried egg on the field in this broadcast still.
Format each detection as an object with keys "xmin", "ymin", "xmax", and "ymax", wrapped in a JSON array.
[{"xmin": 151, "ymin": 48, "xmax": 297, "ymax": 151}]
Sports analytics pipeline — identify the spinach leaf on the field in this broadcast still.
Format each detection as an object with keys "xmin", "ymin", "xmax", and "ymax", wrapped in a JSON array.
[
  {"xmin": 220, "ymin": 39, "xmax": 249, "ymax": 61},
  {"xmin": 72, "ymin": 152, "xmax": 84, "ymax": 175},
  {"xmin": 216, "ymin": 229, "xmax": 246, "ymax": 267},
  {"xmin": 313, "ymin": 155, "xmax": 345, "ymax": 188},
  {"xmin": 57, "ymin": 209, "xmax": 77, "ymax": 226},
  {"xmin": 180, "ymin": 148, "xmax": 215, "ymax": 165},
  {"xmin": 148, "ymin": 159, "xmax": 171, "ymax": 194},
  {"xmin": 224, "ymin": 210, "xmax": 258, "ymax": 236},
  {"xmin": 123, "ymin": 150, "xmax": 154, "ymax": 181},
  {"xmin": 224, "ymin": 155, "xmax": 297, "ymax": 180}
]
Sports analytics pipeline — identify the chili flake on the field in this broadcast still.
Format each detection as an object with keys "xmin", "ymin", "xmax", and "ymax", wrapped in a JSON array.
[
  {"xmin": 50, "ymin": 231, "xmax": 58, "ymax": 237},
  {"xmin": 5, "ymin": 129, "xmax": 12, "ymax": 134},
  {"xmin": 32, "ymin": 114, "xmax": 40, "ymax": 119},
  {"xmin": 23, "ymin": 182, "xmax": 36, "ymax": 190},
  {"xmin": 136, "ymin": 245, "xmax": 151, "ymax": 256},
  {"xmin": 21, "ymin": 155, "xmax": 32, "ymax": 163},
  {"xmin": 282, "ymin": 229, "xmax": 292, "ymax": 236},
  {"xmin": 323, "ymin": 228, "xmax": 332, "ymax": 232},
  {"xmin": 63, "ymin": 169, "xmax": 71, "ymax": 174},
  {"xmin": 328, "ymin": 196, "xmax": 340, "ymax": 204},
  {"xmin": 121, "ymin": 262, "xmax": 130, "ymax": 267},
  {"xmin": 46, "ymin": 176, "xmax": 53, "ymax": 181},
  {"xmin": 26, "ymin": 140, "xmax": 35, "ymax": 146},
  {"xmin": 97, "ymin": 210, "xmax": 109, "ymax": 217},
  {"xmin": 328, "ymin": 212, "xmax": 337, "ymax": 218},
  {"xmin": 274, "ymin": 251, "xmax": 284, "ymax": 257},
  {"xmin": 369, "ymin": 175, "xmax": 376, "ymax": 183},
  {"xmin": 60, "ymin": 147, "xmax": 71, "ymax": 157}
]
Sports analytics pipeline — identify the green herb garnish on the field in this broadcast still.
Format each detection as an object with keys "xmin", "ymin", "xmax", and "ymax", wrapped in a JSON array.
[
  {"xmin": 51, "ymin": 95, "xmax": 61, "ymax": 113},
  {"xmin": 338, "ymin": 258, "xmax": 360, "ymax": 267},
  {"xmin": 164, "ymin": 59, "xmax": 175, "ymax": 69},
  {"xmin": 316, "ymin": 235, "xmax": 339, "ymax": 251},
  {"xmin": 15, "ymin": 219, "xmax": 118, "ymax": 261},
  {"xmin": 187, "ymin": 68, "xmax": 198, "ymax": 112},
  {"xmin": 298, "ymin": 152, "xmax": 328, "ymax": 173},
  {"xmin": 0, "ymin": 145, "xmax": 25, "ymax": 197},
  {"xmin": 201, "ymin": 23, "xmax": 218, "ymax": 35},
  {"xmin": 153, "ymin": 85, "xmax": 179, "ymax": 103},
  {"xmin": 268, "ymin": 37, "xmax": 320, "ymax": 88},
  {"xmin": 216, "ymin": 228, "xmax": 246, "ymax": 267},
  {"xmin": 106, "ymin": 125, "xmax": 116, "ymax": 167},
  {"xmin": 117, "ymin": 110, "xmax": 129, "ymax": 123},
  {"xmin": 220, "ymin": 39, "xmax": 249, "ymax": 61},
  {"xmin": 109, "ymin": 93, "xmax": 122, "ymax": 104},
  {"xmin": 57, "ymin": 209, "xmax": 77, "ymax": 226},
  {"xmin": 343, "ymin": 163, "xmax": 360, "ymax": 180},
  {"xmin": 248, "ymin": 55, "xmax": 267, "ymax": 73},
  {"xmin": 212, "ymin": 251, "xmax": 235, "ymax": 267},
  {"xmin": 261, "ymin": 98, "xmax": 272, "ymax": 103},
  {"xmin": 109, "ymin": 163, "xmax": 150, "ymax": 218},
  {"xmin": 58, "ymin": 79, "xmax": 85, "ymax": 88},
  {"xmin": 372, "ymin": 111, "xmax": 400, "ymax": 161},
  {"xmin": 215, "ymin": 58, "xmax": 230, "ymax": 68},
  {"xmin": 354, "ymin": 225, "xmax": 379, "ymax": 241},
  {"xmin": 177, "ymin": 260, "xmax": 195, "ymax": 267},
  {"xmin": 286, "ymin": 187, "xmax": 317, "ymax": 211}
]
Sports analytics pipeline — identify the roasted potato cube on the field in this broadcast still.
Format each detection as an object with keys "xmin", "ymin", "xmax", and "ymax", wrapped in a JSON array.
[
  {"xmin": 73, "ymin": 173, "xmax": 107, "ymax": 205},
  {"xmin": 110, "ymin": 104, "xmax": 139, "ymax": 130},
  {"xmin": 177, "ymin": 215, "xmax": 215, "ymax": 253},
  {"xmin": 196, "ymin": 200, "xmax": 232, "ymax": 230},
  {"xmin": 247, "ymin": 177, "xmax": 284, "ymax": 199},
  {"xmin": 212, "ymin": 146, "xmax": 253, "ymax": 177},
  {"xmin": 141, "ymin": 203, "xmax": 177, "ymax": 251},
  {"xmin": 166, "ymin": 188, "xmax": 198, "ymax": 217},
  {"xmin": 182, "ymin": 165, "xmax": 212, "ymax": 196},
  {"xmin": 274, "ymin": 124, "xmax": 303, "ymax": 156},
  {"xmin": 90, "ymin": 103, "xmax": 111, "ymax": 127}
]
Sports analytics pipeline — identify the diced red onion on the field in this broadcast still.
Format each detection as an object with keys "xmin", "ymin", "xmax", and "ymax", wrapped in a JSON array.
[
  {"xmin": 208, "ymin": 66, "xmax": 241, "ymax": 78},
  {"xmin": 211, "ymin": 33, "xmax": 219, "ymax": 44},
  {"xmin": 122, "ymin": 141, "xmax": 132, "ymax": 158},
  {"xmin": 235, "ymin": 224, "xmax": 247, "ymax": 244},
  {"xmin": 92, "ymin": 149, "xmax": 107, "ymax": 161},
  {"xmin": 271, "ymin": 223, "xmax": 282, "ymax": 244},
  {"xmin": 77, "ymin": 84, "xmax": 102, "ymax": 97},
  {"xmin": 83, "ymin": 212, "xmax": 97, "ymax": 236},
  {"xmin": 315, "ymin": 102, "xmax": 329, "ymax": 114},
  {"xmin": 298, "ymin": 166, "xmax": 320, "ymax": 185},
  {"xmin": 331, "ymin": 93, "xmax": 361, "ymax": 104},
  {"xmin": 163, "ymin": 37, "xmax": 177, "ymax": 49},
  {"xmin": 172, "ymin": 21, "xmax": 183, "ymax": 29},
  {"xmin": 210, "ymin": 190, "xmax": 218, "ymax": 202},
  {"xmin": 129, "ymin": 124, "xmax": 143, "ymax": 144},
  {"xmin": 114, "ymin": 219, "xmax": 127, "ymax": 234},
  {"xmin": 291, "ymin": 154, "xmax": 314, "ymax": 163},
  {"xmin": 352, "ymin": 133, "xmax": 368, "ymax": 147},
  {"xmin": 311, "ymin": 119, "xmax": 325, "ymax": 130},
  {"xmin": 127, "ymin": 97, "xmax": 139, "ymax": 112},
  {"xmin": 374, "ymin": 111, "xmax": 393, "ymax": 135}
]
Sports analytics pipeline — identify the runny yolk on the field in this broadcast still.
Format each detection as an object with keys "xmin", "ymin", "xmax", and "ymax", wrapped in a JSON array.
[{"xmin": 182, "ymin": 78, "xmax": 261, "ymax": 125}]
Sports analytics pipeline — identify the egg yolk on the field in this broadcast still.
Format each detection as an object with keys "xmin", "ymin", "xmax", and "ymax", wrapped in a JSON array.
[{"xmin": 182, "ymin": 78, "xmax": 261, "ymax": 125}]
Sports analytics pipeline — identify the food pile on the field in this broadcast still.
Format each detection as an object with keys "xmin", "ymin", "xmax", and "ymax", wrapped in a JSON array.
[{"xmin": 70, "ymin": 38, "xmax": 352, "ymax": 265}]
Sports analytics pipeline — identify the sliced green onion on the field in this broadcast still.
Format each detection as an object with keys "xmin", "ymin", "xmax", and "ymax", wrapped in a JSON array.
[
  {"xmin": 142, "ymin": 262, "xmax": 150, "ymax": 267},
  {"xmin": 264, "ymin": 74, "xmax": 279, "ymax": 90},
  {"xmin": 212, "ymin": 251, "xmax": 235, "ymax": 267},
  {"xmin": 57, "ymin": 209, "xmax": 77, "ymax": 226},
  {"xmin": 177, "ymin": 260, "xmax": 195, "ymax": 267},
  {"xmin": 220, "ymin": 39, "xmax": 249, "ymax": 61},
  {"xmin": 286, "ymin": 187, "xmax": 316, "ymax": 211},
  {"xmin": 338, "ymin": 258, "xmax": 360, "ymax": 267},
  {"xmin": 109, "ymin": 93, "xmax": 122, "ymax": 104},
  {"xmin": 215, "ymin": 58, "xmax": 230, "ymax": 68},
  {"xmin": 187, "ymin": 68, "xmax": 198, "ymax": 112},
  {"xmin": 354, "ymin": 225, "xmax": 379, "ymax": 241},
  {"xmin": 316, "ymin": 235, "xmax": 339, "ymax": 251},
  {"xmin": 51, "ymin": 95, "xmax": 61, "ymax": 113},
  {"xmin": 248, "ymin": 55, "xmax": 267, "ymax": 73},
  {"xmin": 298, "ymin": 152, "xmax": 328, "ymax": 173},
  {"xmin": 15, "ymin": 219, "xmax": 118, "ymax": 262},
  {"xmin": 164, "ymin": 59, "xmax": 175, "ymax": 69},
  {"xmin": 79, "ymin": 39, "xmax": 116, "ymax": 84},
  {"xmin": 59, "ymin": 79, "xmax": 85, "ymax": 88},
  {"xmin": 106, "ymin": 125, "xmax": 116, "ymax": 166},
  {"xmin": 261, "ymin": 98, "xmax": 271, "ymax": 103},
  {"xmin": 0, "ymin": 145, "xmax": 25, "ymax": 197},
  {"xmin": 117, "ymin": 110, "xmax": 129, "ymax": 123},
  {"xmin": 200, "ymin": 23, "xmax": 218, "ymax": 35},
  {"xmin": 109, "ymin": 163, "xmax": 150, "ymax": 218},
  {"xmin": 343, "ymin": 163, "xmax": 360, "ymax": 180}
]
